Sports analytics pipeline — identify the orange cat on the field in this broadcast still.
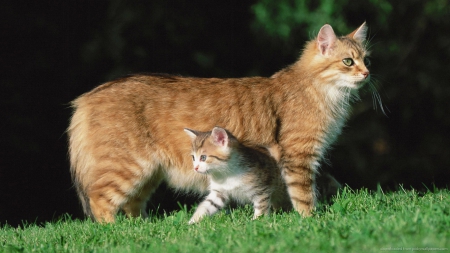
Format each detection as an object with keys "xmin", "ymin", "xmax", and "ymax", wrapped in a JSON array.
[{"xmin": 68, "ymin": 23, "xmax": 369, "ymax": 222}]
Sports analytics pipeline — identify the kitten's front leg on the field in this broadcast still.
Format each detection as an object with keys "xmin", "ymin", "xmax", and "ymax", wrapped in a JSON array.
[
  {"xmin": 189, "ymin": 190, "xmax": 227, "ymax": 224},
  {"xmin": 252, "ymin": 194, "xmax": 271, "ymax": 220}
]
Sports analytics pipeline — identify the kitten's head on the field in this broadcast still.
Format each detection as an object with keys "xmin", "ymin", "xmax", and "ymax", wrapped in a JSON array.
[
  {"xmin": 184, "ymin": 127, "xmax": 235, "ymax": 174},
  {"xmin": 309, "ymin": 22, "xmax": 370, "ymax": 89}
]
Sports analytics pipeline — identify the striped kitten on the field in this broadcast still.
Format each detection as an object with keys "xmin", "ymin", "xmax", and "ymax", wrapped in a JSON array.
[
  {"xmin": 69, "ymin": 23, "xmax": 370, "ymax": 222},
  {"xmin": 184, "ymin": 127, "xmax": 286, "ymax": 224}
]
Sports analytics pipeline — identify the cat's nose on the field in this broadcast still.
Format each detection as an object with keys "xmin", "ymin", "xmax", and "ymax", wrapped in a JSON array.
[
  {"xmin": 194, "ymin": 166, "xmax": 199, "ymax": 171},
  {"xmin": 362, "ymin": 71, "xmax": 370, "ymax": 79}
]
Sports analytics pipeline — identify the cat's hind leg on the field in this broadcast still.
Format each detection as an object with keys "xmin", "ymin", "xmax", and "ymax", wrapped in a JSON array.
[
  {"xmin": 87, "ymin": 160, "xmax": 163, "ymax": 223},
  {"xmin": 122, "ymin": 169, "xmax": 164, "ymax": 218}
]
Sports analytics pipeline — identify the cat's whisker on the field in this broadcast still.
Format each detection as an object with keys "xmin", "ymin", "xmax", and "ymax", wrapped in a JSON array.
[
  {"xmin": 364, "ymin": 31, "xmax": 378, "ymax": 52},
  {"xmin": 371, "ymin": 91, "xmax": 377, "ymax": 110},
  {"xmin": 368, "ymin": 80, "xmax": 388, "ymax": 116},
  {"xmin": 374, "ymin": 91, "xmax": 387, "ymax": 116}
]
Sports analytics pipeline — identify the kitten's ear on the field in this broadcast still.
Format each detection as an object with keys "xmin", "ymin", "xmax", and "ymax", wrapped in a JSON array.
[
  {"xmin": 211, "ymin": 127, "xmax": 228, "ymax": 147},
  {"xmin": 348, "ymin": 22, "xmax": 367, "ymax": 42},
  {"xmin": 317, "ymin": 24, "xmax": 337, "ymax": 56},
  {"xmin": 184, "ymin": 128, "xmax": 198, "ymax": 141}
]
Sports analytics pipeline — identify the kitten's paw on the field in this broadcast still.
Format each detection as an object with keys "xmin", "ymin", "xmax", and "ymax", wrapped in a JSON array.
[
  {"xmin": 251, "ymin": 214, "xmax": 263, "ymax": 221},
  {"xmin": 188, "ymin": 216, "xmax": 202, "ymax": 225}
]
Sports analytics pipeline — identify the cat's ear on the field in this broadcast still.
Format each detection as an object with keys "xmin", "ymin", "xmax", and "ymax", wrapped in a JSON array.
[
  {"xmin": 348, "ymin": 22, "xmax": 367, "ymax": 42},
  {"xmin": 211, "ymin": 127, "xmax": 228, "ymax": 147},
  {"xmin": 317, "ymin": 24, "xmax": 337, "ymax": 56},
  {"xmin": 184, "ymin": 128, "xmax": 198, "ymax": 141}
]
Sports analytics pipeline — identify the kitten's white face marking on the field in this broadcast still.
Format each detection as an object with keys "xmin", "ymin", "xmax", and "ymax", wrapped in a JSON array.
[{"xmin": 191, "ymin": 153, "xmax": 210, "ymax": 174}]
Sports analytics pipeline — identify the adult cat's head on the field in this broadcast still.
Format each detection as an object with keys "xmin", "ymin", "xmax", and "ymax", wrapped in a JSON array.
[{"xmin": 300, "ymin": 22, "xmax": 370, "ymax": 90}]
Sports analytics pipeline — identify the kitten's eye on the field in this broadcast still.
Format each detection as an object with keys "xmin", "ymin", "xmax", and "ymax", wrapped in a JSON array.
[
  {"xmin": 342, "ymin": 58, "xmax": 354, "ymax": 66},
  {"xmin": 200, "ymin": 155, "xmax": 207, "ymax": 162},
  {"xmin": 191, "ymin": 155, "xmax": 195, "ymax": 161},
  {"xmin": 364, "ymin": 57, "xmax": 371, "ymax": 67}
]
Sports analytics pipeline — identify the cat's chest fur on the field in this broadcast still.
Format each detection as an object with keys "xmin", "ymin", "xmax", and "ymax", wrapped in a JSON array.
[{"xmin": 316, "ymin": 85, "xmax": 354, "ymax": 155}]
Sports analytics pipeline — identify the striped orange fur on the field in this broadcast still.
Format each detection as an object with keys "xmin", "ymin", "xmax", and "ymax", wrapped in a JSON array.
[{"xmin": 68, "ymin": 23, "xmax": 369, "ymax": 222}]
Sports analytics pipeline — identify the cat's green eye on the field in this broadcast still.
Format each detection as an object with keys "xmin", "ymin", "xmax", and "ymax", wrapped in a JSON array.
[
  {"xmin": 342, "ymin": 58, "xmax": 354, "ymax": 66},
  {"xmin": 364, "ymin": 57, "xmax": 371, "ymax": 67},
  {"xmin": 200, "ymin": 155, "xmax": 207, "ymax": 161},
  {"xmin": 191, "ymin": 155, "xmax": 195, "ymax": 161}
]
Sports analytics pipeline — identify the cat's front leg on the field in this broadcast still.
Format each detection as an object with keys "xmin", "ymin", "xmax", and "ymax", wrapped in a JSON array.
[
  {"xmin": 189, "ymin": 190, "xmax": 227, "ymax": 224},
  {"xmin": 281, "ymin": 156, "xmax": 318, "ymax": 217}
]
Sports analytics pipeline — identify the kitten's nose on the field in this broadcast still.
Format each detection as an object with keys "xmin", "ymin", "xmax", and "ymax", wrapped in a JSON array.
[
  {"xmin": 362, "ymin": 71, "xmax": 370, "ymax": 79},
  {"xmin": 194, "ymin": 166, "xmax": 199, "ymax": 171}
]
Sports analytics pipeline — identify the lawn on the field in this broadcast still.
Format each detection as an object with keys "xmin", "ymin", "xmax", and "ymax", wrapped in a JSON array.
[{"xmin": 1, "ymin": 186, "xmax": 449, "ymax": 253}]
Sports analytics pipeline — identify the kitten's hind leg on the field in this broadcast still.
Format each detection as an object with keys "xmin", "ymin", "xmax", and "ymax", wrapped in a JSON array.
[
  {"xmin": 189, "ymin": 190, "xmax": 227, "ymax": 224},
  {"xmin": 252, "ymin": 194, "xmax": 271, "ymax": 220}
]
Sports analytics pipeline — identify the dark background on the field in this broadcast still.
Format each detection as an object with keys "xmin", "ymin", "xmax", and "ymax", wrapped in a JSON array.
[{"xmin": 1, "ymin": 0, "xmax": 449, "ymax": 227}]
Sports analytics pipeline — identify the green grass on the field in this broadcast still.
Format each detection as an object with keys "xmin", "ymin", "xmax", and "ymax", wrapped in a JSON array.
[{"xmin": 1, "ymin": 187, "xmax": 449, "ymax": 253}]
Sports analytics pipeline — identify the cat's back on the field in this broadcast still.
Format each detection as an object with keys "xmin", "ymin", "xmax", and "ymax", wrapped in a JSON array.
[
  {"xmin": 76, "ymin": 74, "xmax": 272, "ymax": 103},
  {"xmin": 74, "ymin": 75, "xmax": 205, "ymax": 105},
  {"xmin": 71, "ymin": 73, "xmax": 278, "ymax": 146}
]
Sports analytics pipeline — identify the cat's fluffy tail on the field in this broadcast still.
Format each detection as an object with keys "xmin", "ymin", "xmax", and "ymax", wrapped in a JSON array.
[
  {"xmin": 73, "ymin": 177, "xmax": 93, "ymax": 219},
  {"xmin": 68, "ymin": 97, "xmax": 94, "ymax": 219}
]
